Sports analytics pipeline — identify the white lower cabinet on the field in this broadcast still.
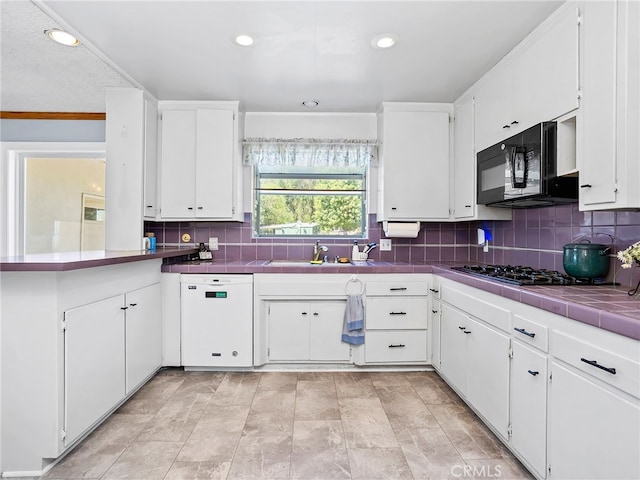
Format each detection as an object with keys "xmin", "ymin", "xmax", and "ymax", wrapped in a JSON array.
[
  {"xmin": 64, "ymin": 283, "xmax": 162, "ymax": 446},
  {"xmin": 439, "ymin": 302, "xmax": 510, "ymax": 438},
  {"xmin": 435, "ymin": 275, "xmax": 640, "ymax": 480},
  {"xmin": 125, "ymin": 284, "xmax": 162, "ymax": 393},
  {"xmin": 64, "ymin": 295, "xmax": 126, "ymax": 446},
  {"xmin": 363, "ymin": 277, "xmax": 430, "ymax": 365},
  {"xmin": 510, "ymin": 341, "xmax": 547, "ymax": 478},
  {"xmin": 547, "ymin": 329, "xmax": 640, "ymax": 479},
  {"xmin": 267, "ymin": 301, "xmax": 350, "ymax": 362}
]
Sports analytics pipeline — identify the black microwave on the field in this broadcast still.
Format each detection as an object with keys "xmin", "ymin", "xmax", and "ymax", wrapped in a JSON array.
[{"xmin": 476, "ymin": 122, "xmax": 578, "ymax": 208}]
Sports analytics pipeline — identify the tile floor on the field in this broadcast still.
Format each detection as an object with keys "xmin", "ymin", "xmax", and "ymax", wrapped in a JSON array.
[{"xmin": 42, "ymin": 370, "xmax": 533, "ymax": 480}]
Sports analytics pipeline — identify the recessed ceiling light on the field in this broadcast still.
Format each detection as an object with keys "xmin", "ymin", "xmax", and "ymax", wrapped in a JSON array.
[
  {"xmin": 372, "ymin": 34, "xmax": 397, "ymax": 49},
  {"xmin": 302, "ymin": 100, "xmax": 319, "ymax": 108},
  {"xmin": 45, "ymin": 29, "xmax": 79, "ymax": 47},
  {"xmin": 234, "ymin": 35, "xmax": 254, "ymax": 47}
]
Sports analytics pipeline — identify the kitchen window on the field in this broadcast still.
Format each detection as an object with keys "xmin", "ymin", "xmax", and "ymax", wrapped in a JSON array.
[{"xmin": 245, "ymin": 138, "xmax": 375, "ymax": 238}]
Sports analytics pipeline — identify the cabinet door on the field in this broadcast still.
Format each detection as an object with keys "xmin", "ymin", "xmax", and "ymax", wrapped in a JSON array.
[
  {"xmin": 513, "ymin": 7, "xmax": 579, "ymax": 130},
  {"xmin": 383, "ymin": 109, "xmax": 450, "ymax": 220},
  {"xmin": 510, "ymin": 341, "xmax": 547, "ymax": 478},
  {"xmin": 431, "ymin": 300, "xmax": 441, "ymax": 369},
  {"xmin": 160, "ymin": 110, "xmax": 197, "ymax": 217},
  {"xmin": 195, "ymin": 109, "xmax": 235, "ymax": 218},
  {"xmin": 474, "ymin": 67, "xmax": 514, "ymax": 151},
  {"xmin": 268, "ymin": 302, "xmax": 310, "ymax": 361},
  {"xmin": 308, "ymin": 301, "xmax": 350, "ymax": 361},
  {"xmin": 580, "ymin": 1, "xmax": 618, "ymax": 207},
  {"xmin": 125, "ymin": 284, "xmax": 161, "ymax": 394},
  {"xmin": 143, "ymin": 100, "xmax": 159, "ymax": 219},
  {"xmin": 64, "ymin": 295, "xmax": 125, "ymax": 445},
  {"xmin": 466, "ymin": 317, "xmax": 510, "ymax": 438},
  {"xmin": 548, "ymin": 362, "xmax": 640, "ymax": 479},
  {"xmin": 439, "ymin": 304, "xmax": 469, "ymax": 394},
  {"xmin": 453, "ymin": 96, "xmax": 475, "ymax": 219}
]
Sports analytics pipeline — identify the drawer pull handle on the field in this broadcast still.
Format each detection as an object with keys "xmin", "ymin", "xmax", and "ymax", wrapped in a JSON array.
[
  {"xmin": 432, "ymin": 310, "xmax": 438, "ymax": 314},
  {"xmin": 390, "ymin": 311, "xmax": 407, "ymax": 315},
  {"xmin": 580, "ymin": 358, "xmax": 616, "ymax": 375},
  {"xmin": 120, "ymin": 306, "xmax": 128, "ymax": 310},
  {"xmin": 514, "ymin": 327, "xmax": 536, "ymax": 338},
  {"xmin": 389, "ymin": 344, "xmax": 406, "ymax": 348},
  {"xmin": 458, "ymin": 326, "xmax": 466, "ymax": 330},
  {"xmin": 463, "ymin": 330, "xmax": 471, "ymax": 334},
  {"xmin": 313, "ymin": 312, "xmax": 319, "ymax": 316},
  {"xmin": 429, "ymin": 288, "xmax": 439, "ymax": 293},
  {"xmin": 527, "ymin": 370, "xmax": 539, "ymax": 376},
  {"xmin": 390, "ymin": 287, "xmax": 407, "ymax": 291},
  {"xmin": 580, "ymin": 184, "xmax": 592, "ymax": 188},
  {"xmin": 301, "ymin": 312, "xmax": 308, "ymax": 315}
]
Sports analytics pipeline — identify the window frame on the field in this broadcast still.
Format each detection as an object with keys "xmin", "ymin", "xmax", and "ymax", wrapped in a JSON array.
[{"xmin": 253, "ymin": 168, "xmax": 367, "ymax": 239}]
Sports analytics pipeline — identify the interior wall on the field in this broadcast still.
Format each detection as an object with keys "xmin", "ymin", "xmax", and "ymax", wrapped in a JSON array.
[
  {"xmin": 0, "ymin": 119, "xmax": 106, "ymax": 142},
  {"xmin": 25, "ymin": 157, "xmax": 105, "ymax": 254}
]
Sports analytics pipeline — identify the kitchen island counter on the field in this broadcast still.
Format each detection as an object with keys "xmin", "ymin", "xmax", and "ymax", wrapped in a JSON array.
[{"xmin": 0, "ymin": 246, "xmax": 198, "ymax": 272}]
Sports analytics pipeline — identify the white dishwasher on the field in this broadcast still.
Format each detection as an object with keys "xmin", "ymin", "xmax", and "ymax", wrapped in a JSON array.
[{"xmin": 181, "ymin": 274, "xmax": 253, "ymax": 368}]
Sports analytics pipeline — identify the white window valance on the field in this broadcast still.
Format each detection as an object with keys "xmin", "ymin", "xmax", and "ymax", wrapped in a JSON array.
[{"xmin": 243, "ymin": 138, "xmax": 377, "ymax": 169}]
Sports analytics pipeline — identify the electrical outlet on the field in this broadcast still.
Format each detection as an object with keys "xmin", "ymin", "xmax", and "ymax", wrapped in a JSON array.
[
  {"xmin": 209, "ymin": 237, "xmax": 219, "ymax": 251},
  {"xmin": 380, "ymin": 239, "xmax": 392, "ymax": 251}
]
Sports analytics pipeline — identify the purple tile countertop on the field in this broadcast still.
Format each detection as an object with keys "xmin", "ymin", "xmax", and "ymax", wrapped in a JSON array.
[
  {"xmin": 0, "ymin": 247, "xmax": 199, "ymax": 272},
  {"xmin": 432, "ymin": 265, "xmax": 640, "ymax": 342},
  {"xmin": 163, "ymin": 260, "xmax": 640, "ymax": 341}
]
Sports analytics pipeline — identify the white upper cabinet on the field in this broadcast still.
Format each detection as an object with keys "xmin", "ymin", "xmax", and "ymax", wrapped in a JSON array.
[
  {"xmin": 579, "ymin": 0, "xmax": 639, "ymax": 210},
  {"xmin": 143, "ymin": 100, "xmax": 159, "ymax": 220},
  {"xmin": 474, "ymin": 5, "xmax": 580, "ymax": 152},
  {"xmin": 452, "ymin": 95, "xmax": 511, "ymax": 221},
  {"xmin": 377, "ymin": 102, "xmax": 451, "ymax": 222},
  {"xmin": 158, "ymin": 101, "xmax": 242, "ymax": 221}
]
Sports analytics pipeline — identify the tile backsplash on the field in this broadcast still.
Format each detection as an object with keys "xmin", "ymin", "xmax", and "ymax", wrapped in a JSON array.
[
  {"xmin": 145, "ymin": 205, "xmax": 640, "ymax": 287},
  {"xmin": 470, "ymin": 204, "xmax": 640, "ymax": 287}
]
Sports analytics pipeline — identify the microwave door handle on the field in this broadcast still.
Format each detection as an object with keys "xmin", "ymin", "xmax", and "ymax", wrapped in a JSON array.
[{"xmin": 510, "ymin": 147, "xmax": 527, "ymax": 189}]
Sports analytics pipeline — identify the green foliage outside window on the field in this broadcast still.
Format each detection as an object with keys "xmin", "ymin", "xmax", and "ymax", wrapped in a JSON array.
[{"xmin": 255, "ymin": 174, "xmax": 365, "ymax": 237}]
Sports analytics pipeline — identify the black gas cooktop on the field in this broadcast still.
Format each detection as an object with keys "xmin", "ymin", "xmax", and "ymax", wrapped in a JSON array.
[{"xmin": 452, "ymin": 264, "xmax": 614, "ymax": 286}]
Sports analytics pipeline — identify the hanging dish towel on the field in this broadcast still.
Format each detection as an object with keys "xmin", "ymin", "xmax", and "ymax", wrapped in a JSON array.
[{"xmin": 342, "ymin": 294, "xmax": 365, "ymax": 345}]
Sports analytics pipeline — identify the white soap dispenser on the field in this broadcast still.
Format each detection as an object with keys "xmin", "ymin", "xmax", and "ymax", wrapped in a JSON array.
[{"xmin": 352, "ymin": 240, "xmax": 359, "ymax": 261}]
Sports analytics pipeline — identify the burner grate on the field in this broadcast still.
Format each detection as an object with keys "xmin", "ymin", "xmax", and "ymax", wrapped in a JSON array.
[{"xmin": 452, "ymin": 265, "xmax": 614, "ymax": 286}]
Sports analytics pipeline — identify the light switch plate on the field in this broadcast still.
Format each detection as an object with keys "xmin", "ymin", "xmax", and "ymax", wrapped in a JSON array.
[
  {"xmin": 380, "ymin": 239, "xmax": 392, "ymax": 251},
  {"xmin": 209, "ymin": 237, "xmax": 219, "ymax": 251}
]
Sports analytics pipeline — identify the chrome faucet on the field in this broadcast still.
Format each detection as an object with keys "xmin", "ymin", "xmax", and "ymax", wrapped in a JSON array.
[{"xmin": 313, "ymin": 241, "xmax": 328, "ymax": 262}]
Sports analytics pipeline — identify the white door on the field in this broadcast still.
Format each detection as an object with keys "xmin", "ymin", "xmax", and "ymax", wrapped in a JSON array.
[
  {"xmin": 383, "ymin": 109, "xmax": 450, "ymax": 220},
  {"xmin": 510, "ymin": 341, "xmax": 548, "ymax": 477},
  {"xmin": 143, "ymin": 100, "xmax": 159, "ymax": 219},
  {"xmin": 160, "ymin": 110, "xmax": 197, "ymax": 217},
  {"xmin": 64, "ymin": 295, "xmax": 125, "ymax": 445},
  {"xmin": 125, "ymin": 283, "xmax": 161, "ymax": 393},
  {"xmin": 453, "ymin": 96, "xmax": 475, "ymax": 219},
  {"xmin": 548, "ymin": 362, "xmax": 640, "ymax": 479},
  {"xmin": 466, "ymin": 317, "xmax": 510, "ymax": 438},
  {"xmin": 268, "ymin": 302, "xmax": 310, "ymax": 361},
  {"xmin": 308, "ymin": 301, "xmax": 350, "ymax": 361},
  {"xmin": 580, "ymin": 1, "xmax": 618, "ymax": 207},
  {"xmin": 195, "ymin": 109, "xmax": 235, "ymax": 218},
  {"xmin": 439, "ymin": 304, "xmax": 469, "ymax": 394}
]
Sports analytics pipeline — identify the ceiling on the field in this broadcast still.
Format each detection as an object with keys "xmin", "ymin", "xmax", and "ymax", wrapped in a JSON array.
[{"xmin": 1, "ymin": 0, "xmax": 565, "ymax": 113}]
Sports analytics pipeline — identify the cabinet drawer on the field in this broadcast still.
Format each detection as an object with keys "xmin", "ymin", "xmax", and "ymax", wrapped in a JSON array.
[
  {"xmin": 366, "ymin": 297, "xmax": 428, "ymax": 330},
  {"xmin": 365, "ymin": 331, "xmax": 427, "ymax": 363},
  {"xmin": 441, "ymin": 285, "xmax": 510, "ymax": 332},
  {"xmin": 552, "ymin": 330, "xmax": 639, "ymax": 398},
  {"xmin": 366, "ymin": 281, "xmax": 428, "ymax": 296},
  {"xmin": 511, "ymin": 314, "xmax": 549, "ymax": 353}
]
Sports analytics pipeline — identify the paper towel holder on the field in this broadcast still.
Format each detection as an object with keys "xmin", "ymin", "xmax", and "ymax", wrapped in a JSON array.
[{"xmin": 382, "ymin": 221, "xmax": 421, "ymax": 238}]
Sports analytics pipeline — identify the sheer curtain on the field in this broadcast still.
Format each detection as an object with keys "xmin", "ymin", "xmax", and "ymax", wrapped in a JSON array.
[{"xmin": 243, "ymin": 138, "xmax": 377, "ymax": 169}]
